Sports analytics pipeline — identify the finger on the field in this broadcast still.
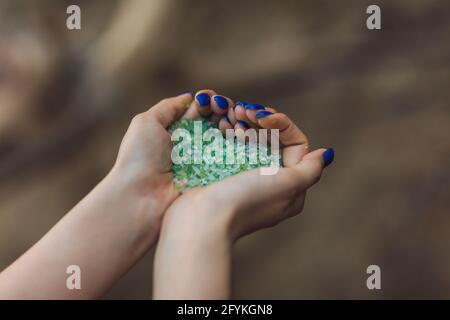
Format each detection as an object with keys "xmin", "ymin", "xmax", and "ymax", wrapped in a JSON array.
[
  {"xmin": 227, "ymin": 105, "xmax": 238, "ymax": 126},
  {"xmin": 219, "ymin": 115, "xmax": 233, "ymax": 134},
  {"xmin": 228, "ymin": 101, "xmax": 245, "ymax": 126},
  {"xmin": 255, "ymin": 111, "xmax": 309, "ymax": 167},
  {"xmin": 246, "ymin": 106, "xmax": 277, "ymax": 125},
  {"xmin": 317, "ymin": 147, "xmax": 335, "ymax": 168},
  {"xmin": 234, "ymin": 120, "xmax": 257, "ymax": 143},
  {"xmin": 294, "ymin": 147, "xmax": 334, "ymax": 189},
  {"xmin": 186, "ymin": 89, "xmax": 216, "ymax": 119},
  {"xmin": 234, "ymin": 104, "xmax": 258, "ymax": 128},
  {"xmin": 181, "ymin": 102, "xmax": 201, "ymax": 120},
  {"xmin": 256, "ymin": 111, "xmax": 308, "ymax": 147},
  {"xmin": 235, "ymin": 120, "xmax": 250, "ymax": 130},
  {"xmin": 244, "ymin": 103, "xmax": 265, "ymax": 126},
  {"xmin": 211, "ymin": 94, "xmax": 233, "ymax": 115},
  {"xmin": 145, "ymin": 93, "xmax": 193, "ymax": 128}
]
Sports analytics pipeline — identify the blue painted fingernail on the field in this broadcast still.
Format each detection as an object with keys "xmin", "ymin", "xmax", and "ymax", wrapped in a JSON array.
[
  {"xmin": 322, "ymin": 148, "xmax": 335, "ymax": 168},
  {"xmin": 214, "ymin": 95, "xmax": 229, "ymax": 109},
  {"xmin": 255, "ymin": 110, "xmax": 273, "ymax": 119},
  {"xmin": 223, "ymin": 115, "xmax": 230, "ymax": 123},
  {"xmin": 236, "ymin": 120, "xmax": 249, "ymax": 129},
  {"xmin": 236, "ymin": 101, "xmax": 247, "ymax": 107},
  {"xmin": 196, "ymin": 93, "xmax": 210, "ymax": 106},
  {"xmin": 245, "ymin": 103, "xmax": 265, "ymax": 110}
]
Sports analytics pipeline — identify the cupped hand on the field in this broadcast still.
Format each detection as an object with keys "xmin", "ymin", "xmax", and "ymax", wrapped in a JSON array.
[
  {"xmin": 110, "ymin": 93, "xmax": 194, "ymax": 224},
  {"xmin": 160, "ymin": 93, "xmax": 334, "ymax": 242},
  {"xmin": 109, "ymin": 89, "xmax": 236, "ymax": 232},
  {"xmin": 153, "ymin": 92, "xmax": 333, "ymax": 299}
]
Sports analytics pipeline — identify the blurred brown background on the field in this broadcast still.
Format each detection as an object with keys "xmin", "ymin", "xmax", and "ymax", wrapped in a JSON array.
[{"xmin": 0, "ymin": 0, "xmax": 449, "ymax": 299}]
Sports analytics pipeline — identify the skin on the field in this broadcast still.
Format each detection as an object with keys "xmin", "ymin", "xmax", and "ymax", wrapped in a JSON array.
[
  {"xmin": 0, "ymin": 91, "xmax": 329, "ymax": 299},
  {"xmin": 153, "ymin": 91, "xmax": 328, "ymax": 299},
  {"xmin": 0, "ymin": 93, "xmax": 193, "ymax": 299}
]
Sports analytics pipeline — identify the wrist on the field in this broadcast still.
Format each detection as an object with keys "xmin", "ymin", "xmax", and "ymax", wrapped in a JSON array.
[
  {"xmin": 101, "ymin": 168, "xmax": 167, "ymax": 247},
  {"xmin": 108, "ymin": 165, "xmax": 175, "ymax": 215},
  {"xmin": 160, "ymin": 193, "xmax": 234, "ymax": 247},
  {"xmin": 154, "ymin": 196, "xmax": 233, "ymax": 299}
]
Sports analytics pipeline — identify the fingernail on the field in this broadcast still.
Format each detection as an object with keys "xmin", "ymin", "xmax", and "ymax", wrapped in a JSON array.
[
  {"xmin": 322, "ymin": 148, "xmax": 335, "ymax": 168},
  {"xmin": 196, "ymin": 93, "xmax": 210, "ymax": 107},
  {"xmin": 255, "ymin": 110, "xmax": 273, "ymax": 119},
  {"xmin": 245, "ymin": 103, "xmax": 265, "ymax": 110},
  {"xmin": 223, "ymin": 115, "xmax": 230, "ymax": 123},
  {"xmin": 236, "ymin": 120, "xmax": 249, "ymax": 129},
  {"xmin": 213, "ymin": 95, "xmax": 229, "ymax": 109},
  {"xmin": 235, "ymin": 101, "xmax": 247, "ymax": 107}
]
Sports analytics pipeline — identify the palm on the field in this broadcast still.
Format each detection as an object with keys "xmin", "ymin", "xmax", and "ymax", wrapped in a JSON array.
[{"xmin": 166, "ymin": 90, "xmax": 323, "ymax": 238}]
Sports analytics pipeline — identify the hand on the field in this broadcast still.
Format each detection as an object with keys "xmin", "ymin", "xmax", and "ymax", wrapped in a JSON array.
[
  {"xmin": 153, "ymin": 92, "xmax": 334, "ymax": 299},
  {"xmin": 160, "ymin": 93, "xmax": 334, "ymax": 241},
  {"xmin": 0, "ymin": 92, "xmax": 197, "ymax": 299},
  {"xmin": 110, "ymin": 92, "xmax": 194, "ymax": 228}
]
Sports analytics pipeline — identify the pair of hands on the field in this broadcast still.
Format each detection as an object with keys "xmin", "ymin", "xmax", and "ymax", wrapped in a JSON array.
[
  {"xmin": 111, "ymin": 89, "xmax": 333, "ymax": 298},
  {"xmin": 113, "ymin": 89, "xmax": 330, "ymax": 244},
  {"xmin": 0, "ymin": 89, "xmax": 332, "ymax": 300}
]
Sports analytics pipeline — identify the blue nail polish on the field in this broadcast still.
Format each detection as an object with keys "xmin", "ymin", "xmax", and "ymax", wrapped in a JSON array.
[
  {"xmin": 245, "ymin": 103, "xmax": 265, "ymax": 110},
  {"xmin": 322, "ymin": 148, "xmax": 335, "ymax": 168},
  {"xmin": 236, "ymin": 101, "xmax": 247, "ymax": 107},
  {"xmin": 223, "ymin": 115, "xmax": 230, "ymax": 123},
  {"xmin": 255, "ymin": 110, "xmax": 273, "ymax": 119},
  {"xmin": 196, "ymin": 93, "xmax": 210, "ymax": 106},
  {"xmin": 214, "ymin": 96, "xmax": 229, "ymax": 109},
  {"xmin": 236, "ymin": 120, "xmax": 249, "ymax": 129}
]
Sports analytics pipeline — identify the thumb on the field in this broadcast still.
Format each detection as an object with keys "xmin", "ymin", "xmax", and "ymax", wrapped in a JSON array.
[
  {"xmin": 145, "ymin": 93, "xmax": 193, "ymax": 128},
  {"xmin": 293, "ymin": 147, "xmax": 334, "ymax": 189}
]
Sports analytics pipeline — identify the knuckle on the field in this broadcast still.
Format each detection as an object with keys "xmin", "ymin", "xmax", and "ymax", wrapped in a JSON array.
[
  {"xmin": 309, "ymin": 163, "xmax": 323, "ymax": 184},
  {"xmin": 295, "ymin": 161, "xmax": 322, "ymax": 186},
  {"xmin": 132, "ymin": 113, "xmax": 145, "ymax": 123},
  {"xmin": 159, "ymin": 97, "xmax": 173, "ymax": 105},
  {"xmin": 131, "ymin": 112, "xmax": 151, "ymax": 125}
]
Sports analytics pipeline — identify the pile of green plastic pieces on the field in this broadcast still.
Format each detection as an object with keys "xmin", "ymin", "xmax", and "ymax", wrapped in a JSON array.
[{"xmin": 169, "ymin": 118, "xmax": 280, "ymax": 192}]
